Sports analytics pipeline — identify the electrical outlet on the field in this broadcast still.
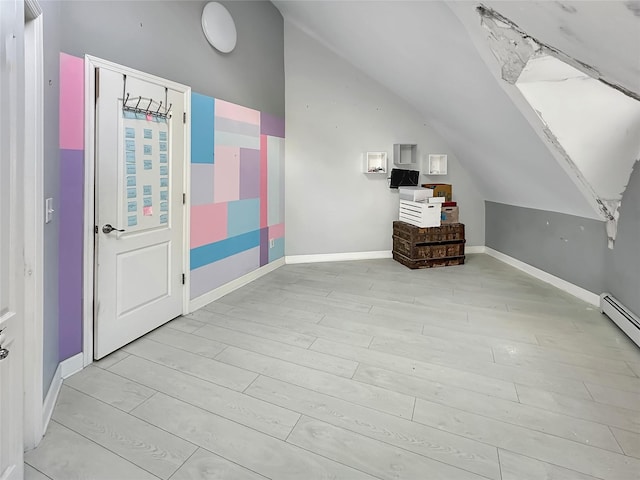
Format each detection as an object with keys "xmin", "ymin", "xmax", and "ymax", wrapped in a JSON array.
[{"xmin": 269, "ymin": 238, "xmax": 275, "ymax": 248}]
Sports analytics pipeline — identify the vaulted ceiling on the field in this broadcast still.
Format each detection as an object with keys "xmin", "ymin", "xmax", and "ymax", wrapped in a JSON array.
[{"xmin": 273, "ymin": 1, "xmax": 640, "ymax": 220}]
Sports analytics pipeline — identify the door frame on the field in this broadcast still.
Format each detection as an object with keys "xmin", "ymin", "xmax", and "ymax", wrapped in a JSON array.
[
  {"xmin": 83, "ymin": 56, "xmax": 191, "ymax": 365},
  {"xmin": 22, "ymin": 0, "xmax": 45, "ymax": 451}
]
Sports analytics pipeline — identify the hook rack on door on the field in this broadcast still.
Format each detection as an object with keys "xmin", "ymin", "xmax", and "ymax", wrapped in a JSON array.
[
  {"xmin": 122, "ymin": 93, "xmax": 172, "ymax": 120},
  {"xmin": 121, "ymin": 74, "xmax": 172, "ymax": 120}
]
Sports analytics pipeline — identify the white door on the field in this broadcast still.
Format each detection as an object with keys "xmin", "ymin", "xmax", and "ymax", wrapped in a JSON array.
[
  {"xmin": 94, "ymin": 66, "xmax": 188, "ymax": 359},
  {"xmin": 0, "ymin": 0, "xmax": 25, "ymax": 478}
]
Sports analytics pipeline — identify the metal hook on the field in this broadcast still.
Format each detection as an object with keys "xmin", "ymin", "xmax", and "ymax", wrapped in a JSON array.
[
  {"xmin": 123, "ymin": 93, "xmax": 130, "ymax": 106},
  {"xmin": 135, "ymin": 96, "xmax": 142, "ymax": 109},
  {"xmin": 156, "ymin": 101, "xmax": 163, "ymax": 114},
  {"xmin": 146, "ymin": 98, "xmax": 153, "ymax": 113},
  {"xmin": 165, "ymin": 103, "xmax": 172, "ymax": 118}
]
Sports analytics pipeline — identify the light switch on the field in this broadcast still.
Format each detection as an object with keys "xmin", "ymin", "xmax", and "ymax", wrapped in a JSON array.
[{"xmin": 45, "ymin": 197, "xmax": 54, "ymax": 223}]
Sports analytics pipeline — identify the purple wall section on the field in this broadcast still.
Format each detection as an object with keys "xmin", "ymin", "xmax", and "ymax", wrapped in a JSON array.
[
  {"xmin": 260, "ymin": 227, "xmax": 269, "ymax": 267},
  {"xmin": 58, "ymin": 149, "xmax": 84, "ymax": 360},
  {"xmin": 240, "ymin": 148, "xmax": 261, "ymax": 199},
  {"xmin": 260, "ymin": 112, "xmax": 285, "ymax": 138},
  {"xmin": 190, "ymin": 247, "xmax": 261, "ymax": 298},
  {"xmin": 58, "ymin": 52, "xmax": 85, "ymax": 362}
]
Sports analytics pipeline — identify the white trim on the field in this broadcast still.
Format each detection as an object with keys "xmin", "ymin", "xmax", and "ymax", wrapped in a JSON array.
[
  {"xmin": 24, "ymin": 0, "xmax": 42, "ymax": 20},
  {"xmin": 484, "ymin": 247, "xmax": 600, "ymax": 306},
  {"xmin": 182, "ymin": 95, "xmax": 191, "ymax": 317},
  {"xmin": 41, "ymin": 363, "xmax": 62, "ymax": 436},
  {"xmin": 22, "ymin": 10, "xmax": 44, "ymax": 452},
  {"xmin": 285, "ymin": 250, "xmax": 392, "ymax": 265},
  {"xmin": 189, "ymin": 258, "xmax": 286, "ymax": 312},
  {"xmin": 82, "ymin": 56, "xmax": 96, "ymax": 367},
  {"xmin": 284, "ymin": 247, "xmax": 486, "ymax": 264},
  {"xmin": 40, "ymin": 353, "xmax": 83, "ymax": 436},
  {"xmin": 83, "ymin": 56, "xmax": 191, "ymax": 366},
  {"xmin": 60, "ymin": 352, "xmax": 84, "ymax": 379},
  {"xmin": 85, "ymin": 55, "xmax": 190, "ymax": 93}
]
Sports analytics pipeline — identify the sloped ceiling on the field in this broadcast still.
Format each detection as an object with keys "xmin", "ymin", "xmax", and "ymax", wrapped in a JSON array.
[
  {"xmin": 273, "ymin": 0, "xmax": 640, "ymax": 220},
  {"xmin": 473, "ymin": 1, "xmax": 640, "ymax": 96}
]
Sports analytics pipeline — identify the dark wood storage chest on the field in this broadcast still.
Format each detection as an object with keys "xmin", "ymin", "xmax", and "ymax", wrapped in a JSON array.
[{"xmin": 392, "ymin": 221, "xmax": 465, "ymax": 269}]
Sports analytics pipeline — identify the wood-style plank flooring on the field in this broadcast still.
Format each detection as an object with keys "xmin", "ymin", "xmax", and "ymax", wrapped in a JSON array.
[{"xmin": 25, "ymin": 255, "xmax": 640, "ymax": 479}]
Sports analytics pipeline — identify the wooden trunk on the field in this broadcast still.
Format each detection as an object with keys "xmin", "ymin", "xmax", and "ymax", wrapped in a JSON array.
[{"xmin": 392, "ymin": 221, "xmax": 465, "ymax": 269}]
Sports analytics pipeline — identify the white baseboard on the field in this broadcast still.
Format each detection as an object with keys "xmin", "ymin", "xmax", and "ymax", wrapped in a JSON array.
[
  {"xmin": 41, "ymin": 353, "xmax": 85, "ymax": 435},
  {"xmin": 189, "ymin": 257, "xmax": 286, "ymax": 312},
  {"xmin": 285, "ymin": 250, "xmax": 392, "ymax": 264},
  {"xmin": 42, "ymin": 363, "xmax": 62, "ymax": 434},
  {"xmin": 61, "ymin": 352, "xmax": 84, "ymax": 379},
  {"xmin": 484, "ymin": 247, "xmax": 600, "ymax": 306},
  {"xmin": 285, "ymin": 247, "xmax": 485, "ymax": 264}
]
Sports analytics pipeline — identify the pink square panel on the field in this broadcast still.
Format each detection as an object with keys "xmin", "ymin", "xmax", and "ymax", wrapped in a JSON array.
[
  {"xmin": 214, "ymin": 145, "xmax": 240, "ymax": 203},
  {"xmin": 216, "ymin": 99, "xmax": 260, "ymax": 126},
  {"xmin": 59, "ymin": 53, "xmax": 84, "ymax": 150},
  {"xmin": 190, "ymin": 203, "xmax": 228, "ymax": 249},
  {"xmin": 269, "ymin": 223, "xmax": 285, "ymax": 240}
]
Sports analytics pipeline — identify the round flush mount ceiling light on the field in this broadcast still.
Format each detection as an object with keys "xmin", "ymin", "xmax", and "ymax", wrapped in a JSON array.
[{"xmin": 201, "ymin": 2, "xmax": 237, "ymax": 53}]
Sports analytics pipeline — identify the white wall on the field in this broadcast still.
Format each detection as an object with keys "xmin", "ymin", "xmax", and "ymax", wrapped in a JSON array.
[
  {"xmin": 517, "ymin": 55, "xmax": 640, "ymax": 202},
  {"xmin": 284, "ymin": 21, "xmax": 485, "ymax": 256}
]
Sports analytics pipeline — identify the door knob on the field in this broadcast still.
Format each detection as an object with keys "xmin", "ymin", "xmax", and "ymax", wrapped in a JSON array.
[
  {"xmin": 0, "ymin": 348, "xmax": 8, "ymax": 360},
  {"xmin": 102, "ymin": 224, "xmax": 125, "ymax": 234}
]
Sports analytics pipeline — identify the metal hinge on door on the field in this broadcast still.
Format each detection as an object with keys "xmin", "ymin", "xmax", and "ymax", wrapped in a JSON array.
[
  {"xmin": 183, "ymin": 112, "xmax": 186, "ymax": 124},
  {"xmin": 183, "ymin": 193, "xmax": 186, "ymax": 205},
  {"xmin": 182, "ymin": 274, "xmax": 185, "ymax": 285}
]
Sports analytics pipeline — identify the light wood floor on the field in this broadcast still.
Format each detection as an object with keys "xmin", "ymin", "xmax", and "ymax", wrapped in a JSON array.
[{"xmin": 25, "ymin": 254, "xmax": 640, "ymax": 480}]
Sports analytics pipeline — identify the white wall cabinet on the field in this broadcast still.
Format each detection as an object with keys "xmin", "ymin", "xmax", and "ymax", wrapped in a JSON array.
[
  {"xmin": 364, "ymin": 151, "xmax": 388, "ymax": 173},
  {"xmin": 393, "ymin": 144, "xmax": 417, "ymax": 165},
  {"xmin": 426, "ymin": 154, "xmax": 448, "ymax": 175}
]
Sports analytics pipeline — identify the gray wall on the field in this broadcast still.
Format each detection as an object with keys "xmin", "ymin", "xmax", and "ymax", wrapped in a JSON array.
[
  {"xmin": 606, "ymin": 161, "xmax": 640, "ymax": 316},
  {"xmin": 59, "ymin": 0, "xmax": 284, "ymax": 116},
  {"xmin": 486, "ymin": 162, "xmax": 640, "ymax": 313},
  {"xmin": 41, "ymin": 0, "xmax": 61, "ymax": 396},
  {"xmin": 485, "ymin": 201, "xmax": 608, "ymax": 295}
]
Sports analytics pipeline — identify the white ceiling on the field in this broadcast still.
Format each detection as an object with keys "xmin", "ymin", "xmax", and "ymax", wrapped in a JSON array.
[
  {"xmin": 478, "ymin": 1, "xmax": 640, "ymax": 96},
  {"xmin": 273, "ymin": 0, "xmax": 640, "ymax": 220}
]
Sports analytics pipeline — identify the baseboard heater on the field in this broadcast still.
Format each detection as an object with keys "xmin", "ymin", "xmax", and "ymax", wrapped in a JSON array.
[{"xmin": 600, "ymin": 293, "xmax": 640, "ymax": 348}]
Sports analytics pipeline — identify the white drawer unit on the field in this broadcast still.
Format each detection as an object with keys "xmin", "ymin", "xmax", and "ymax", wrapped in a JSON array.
[{"xmin": 399, "ymin": 200, "xmax": 441, "ymax": 228}]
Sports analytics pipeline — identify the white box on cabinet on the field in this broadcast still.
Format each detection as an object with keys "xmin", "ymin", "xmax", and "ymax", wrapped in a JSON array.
[
  {"xmin": 398, "ymin": 186, "xmax": 432, "ymax": 202},
  {"xmin": 399, "ymin": 200, "xmax": 441, "ymax": 228}
]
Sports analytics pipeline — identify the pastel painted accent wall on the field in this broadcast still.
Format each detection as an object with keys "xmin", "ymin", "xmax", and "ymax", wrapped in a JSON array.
[
  {"xmin": 190, "ymin": 93, "xmax": 285, "ymax": 300},
  {"xmin": 58, "ymin": 53, "xmax": 84, "ymax": 361}
]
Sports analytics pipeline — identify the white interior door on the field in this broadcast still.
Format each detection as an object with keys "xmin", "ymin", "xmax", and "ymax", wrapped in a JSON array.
[
  {"xmin": 94, "ymin": 66, "xmax": 187, "ymax": 359},
  {"xmin": 0, "ymin": 0, "xmax": 24, "ymax": 478}
]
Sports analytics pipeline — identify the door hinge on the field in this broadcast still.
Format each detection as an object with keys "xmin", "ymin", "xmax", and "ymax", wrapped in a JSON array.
[
  {"xmin": 183, "ymin": 112, "xmax": 186, "ymax": 124},
  {"xmin": 94, "ymin": 225, "xmax": 98, "ymax": 234},
  {"xmin": 182, "ymin": 273, "xmax": 185, "ymax": 285},
  {"xmin": 183, "ymin": 193, "xmax": 186, "ymax": 205}
]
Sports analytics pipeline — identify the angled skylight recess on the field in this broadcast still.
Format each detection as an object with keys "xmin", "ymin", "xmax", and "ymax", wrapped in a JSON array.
[{"xmin": 478, "ymin": 5, "xmax": 640, "ymax": 248}]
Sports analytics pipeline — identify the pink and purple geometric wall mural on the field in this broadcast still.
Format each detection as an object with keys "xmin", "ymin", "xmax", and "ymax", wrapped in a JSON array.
[
  {"xmin": 58, "ymin": 53, "xmax": 85, "ymax": 362},
  {"xmin": 190, "ymin": 93, "xmax": 285, "ymax": 300},
  {"xmin": 56, "ymin": 54, "xmax": 285, "ymax": 356}
]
